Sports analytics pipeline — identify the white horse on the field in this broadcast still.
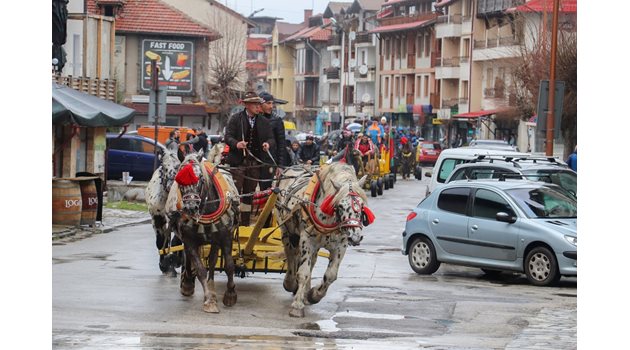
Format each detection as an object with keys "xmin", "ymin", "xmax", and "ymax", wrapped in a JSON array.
[
  {"xmin": 276, "ymin": 162, "xmax": 372, "ymax": 317},
  {"xmin": 145, "ymin": 149, "xmax": 181, "ymax": 275}
]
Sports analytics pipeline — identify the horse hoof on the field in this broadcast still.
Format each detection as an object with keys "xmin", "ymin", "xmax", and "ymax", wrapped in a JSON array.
[
  {"xmin": 306, "ymin": 288, "xmax": 321, "ymax": 305},
  {"xmin": 203, "ymin": 302, "xmax": 220, "ymax": 313},
  {"xmin": 180, "ymin": 280, "xmax": 195, "ymax": 296},
  {"xmin": 283, "ymin": 279, "xmax": 297, "ymax": 294},
  {"xmin": 223, "ymin": 291, "xmax": 237, "ymax": 307},
  {"xmin": 289, "ymin": 307, "xmax": 305, "ymax": 318}
]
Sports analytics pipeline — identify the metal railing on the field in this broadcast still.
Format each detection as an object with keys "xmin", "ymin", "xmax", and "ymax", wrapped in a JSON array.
[
  {"xmin": 355, "ymin": 32, "xmax": 374, "ymax": 44},
  {"xmin": 326, "ymin": 67, "xmax": 340, "ymax": 80},
  {"xmin": 52, "ymin": 74, "xmax": 117, "ymax": 102},
  {"xmin": 437, "ymin": 14, "xmax": 463, "ymax": 24},
  {"xmin": 474, "ymin": 36, "xmax": 521, "ymax": 49}
]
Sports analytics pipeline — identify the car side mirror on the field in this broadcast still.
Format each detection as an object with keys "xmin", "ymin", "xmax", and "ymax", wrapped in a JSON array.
[
  {"xmin": 496, "ymin": 212, "xmax": 517, "ymax": 224},
  {"xmin": 424, "ymin": 171, "xmax": 432, "ymax": 178}
]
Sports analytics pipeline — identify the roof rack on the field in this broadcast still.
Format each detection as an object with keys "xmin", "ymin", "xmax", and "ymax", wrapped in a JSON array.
[{"xmin": 470, "ymin": 155, "xmax": 566, "ymax": 167}]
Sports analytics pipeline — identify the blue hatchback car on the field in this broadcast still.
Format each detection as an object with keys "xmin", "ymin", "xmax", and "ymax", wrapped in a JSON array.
[
  {"xmin": 402, "ymin": 179, "xmax": 577, "ymax": 286},
  {"xmin": 106, "ymin": 133, "xmax": 165, "ymax": 181}
]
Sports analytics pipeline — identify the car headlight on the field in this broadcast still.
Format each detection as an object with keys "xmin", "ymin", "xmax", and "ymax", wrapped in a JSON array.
[{"xmin": 564, "ymin": 235, "xmax": 577, "ymax": 246}]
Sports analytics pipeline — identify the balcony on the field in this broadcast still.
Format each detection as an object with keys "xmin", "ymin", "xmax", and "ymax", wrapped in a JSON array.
[
  {"xmin": 477, "ymin": 0, "xmax": 523, "ymax": 16},
  {"xmin": 355, "ymin": 32, "xmax": 375, "ymax": 46},
  {"xmin": 442, "ymin": 98, "xmax": 460, "ymax": 108},
  {"xmin": 379, "ymin": 12, "xmax": 437, "ymax": 27},
  {"xmin": 473, "ymin": 36, "xmax": 521, "ymax": 60},
  {"xmin": 435, "ymin": 57, "xmax": 461, "ymax": 79},
  {"xmin": 327, "ymin": 36, "xmax": 342, "ymax": 49},
  {"xmin": 325, "ymin": 67, "xmax": 340, "ymax": 81},
  {"xmin": 436, "ymin": 14, "xmax": 462, "ymax": 38},
  {"xmin": 52, "ymin": 74, "xmax": 117, "ymax": 102},
  {"xmin": 354, "ymin": 65, "xmax": 376, "ymax": 81}
]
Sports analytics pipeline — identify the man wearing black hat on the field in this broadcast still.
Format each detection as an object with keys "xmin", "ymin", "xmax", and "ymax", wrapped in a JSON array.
[
  {"xmin": 258, "ymin": 92, "xmax": 286, "ymax": 190},
  {"xmin": 225, "ymin": 91, "xmax": 275, "ymax": 225},
  {"xmin": 299, "ymin": 135, "xmax": 320, "ymax": 165}
]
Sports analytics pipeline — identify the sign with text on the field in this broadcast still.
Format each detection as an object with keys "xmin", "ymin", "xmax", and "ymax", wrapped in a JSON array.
[{"xmin": 141, "ymin": 39, "xmax": 194, "ymax": 93}]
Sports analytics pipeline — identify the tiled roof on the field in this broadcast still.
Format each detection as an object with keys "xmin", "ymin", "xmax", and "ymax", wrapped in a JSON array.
[
  {"xmin": 247, "ymin": 38, "xmax": 268, "ymax": 51},
  {"xmin": 509, "ymin": 0, "xmax": 577, "ymax": 13},
  {"xmin": 87, "ymin": 0, "xmax": 220, "ymax": 39},
  {"xmin": 282, "ymin": 24, "xmax": 332, "ymax": 43},
  {"xmin": 369, "ymin": 18, "xmax": 434, "ymax": 33}
]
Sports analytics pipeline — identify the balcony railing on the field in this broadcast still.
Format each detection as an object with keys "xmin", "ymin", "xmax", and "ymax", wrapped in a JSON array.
[
  {"xmin": 459, "ymin": 98, "xmax": 469, "ymax": 105},
  {"xmin": 474, "ymin": 36, "xmax": 521, "ymax": 49},
  {"xmin": 477, "ymin": 0, "xmax": 523, "ymax": 15},
  {"xmin": 441, "ymin": 57, "xmax": 460, "ymax": 67},
  {"xmin": 355, "ymin": 32, "xmax": 374, "ymax": 44},
  {"xmin": 437, "ymin": 14, "xmax": 463, "ymax": 24},
  {"xmin": 328, "ymin": 36, "xmax": 342, "ymax": 47},
  {"xmin": 326, "ymin": 67, "xmax": 340, "ymax": 80},
  {"xmin": 53, "ymin": 74, "xmax": 117, "ymax": 102},
  {"xmin": 379, "ymin": 12, "xmax": 437, "ymax": 27},
  {"xmin": 460, "ymin": 56, "xmax": 470, "ymax": 64}
]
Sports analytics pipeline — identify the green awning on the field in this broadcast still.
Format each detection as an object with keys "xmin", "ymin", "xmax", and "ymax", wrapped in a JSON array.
[{"xmin": 52, "ymin": 82, "xmax": 135, "ymax": 127}]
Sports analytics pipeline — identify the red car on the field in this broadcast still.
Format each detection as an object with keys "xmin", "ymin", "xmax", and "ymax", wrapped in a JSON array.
[{"xmin": 416, "ymin": 141, "xmax": 442, "ymax": 164}]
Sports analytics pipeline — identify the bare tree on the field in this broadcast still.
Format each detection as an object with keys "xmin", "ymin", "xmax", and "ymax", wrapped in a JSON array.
[
  {"xmin": 509, "ymin": 13, "xmax": 577, "ymax": 157},
  {"xmin": 205, "ymin": 10, "xmax": 248, "ymax": 131}
]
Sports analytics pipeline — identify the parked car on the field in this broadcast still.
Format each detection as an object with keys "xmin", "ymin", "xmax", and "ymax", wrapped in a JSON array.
[
  {"xmin": 445, "ymin": 156, "xmax": 577, "ymax": 198},
  {"xmin": 469, "ymin": 139, "xmax": 519, "ymax": 151},
  {"xmin": 416, "ymin": 141, "xmax": 442, "ymax": 165},
  {"xmin": 106, "ymin": 133, "xmax": 165, "ymax": 181},
  {"xmin": 425, "ymin": 147, "xmax": 529, "ymax": 196},
  {"xmin": 402, "ymin": 179, "xmax": 577, "ymax": 286}
]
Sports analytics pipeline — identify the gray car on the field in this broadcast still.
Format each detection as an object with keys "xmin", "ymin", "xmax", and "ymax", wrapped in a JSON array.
[{"xmin": 402, "ymin": 179, "xmax": 577, "ymax": 286}]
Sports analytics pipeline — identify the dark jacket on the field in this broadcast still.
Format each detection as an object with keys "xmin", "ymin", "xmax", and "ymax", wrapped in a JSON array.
[
  {"xmin": 262, "ymin": 111, "xmax": 286, "ymax": 166},
  {"xmin": 299, "ymin": 142, "xmax": 320, "ymax": 164},
  {"xmin": 225, "ymin": 110, "xmax": 275, "ymax": 166}
]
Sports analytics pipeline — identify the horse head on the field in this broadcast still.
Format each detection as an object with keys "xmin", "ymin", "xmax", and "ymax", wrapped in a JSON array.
[
  {"xmin": 319, "ymin": 163, "xmax": 371, "ymax": 246},
  {"xmin": 174, "ymin": 149, "xmax": 206, "ymax": 216}
]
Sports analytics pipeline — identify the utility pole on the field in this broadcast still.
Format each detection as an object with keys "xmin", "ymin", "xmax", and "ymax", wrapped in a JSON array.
[
  {"xmin": 340, "ymin": 30, "xmax": 345, "ymax": 128},
  {"xmin": 545, "ymin": 0, "xmax": 560, "ymax": 156}
]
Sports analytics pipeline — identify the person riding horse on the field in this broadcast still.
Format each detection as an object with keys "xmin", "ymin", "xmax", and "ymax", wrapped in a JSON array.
[{"xmin": 224, "ymin": 91, "xmax": 275, "ymax": 226}]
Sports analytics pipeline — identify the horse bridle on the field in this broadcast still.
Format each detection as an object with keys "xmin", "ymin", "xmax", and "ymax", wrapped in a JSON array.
[{"xmin": 338, "ymin": 185, "xmax": 364, "ymax": 229}]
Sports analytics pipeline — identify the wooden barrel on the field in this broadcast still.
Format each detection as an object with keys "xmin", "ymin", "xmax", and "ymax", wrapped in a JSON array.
[
  {"xmin": 52, "ymin": 179, "xmax": 82, "ymax": 226},
  {"xmin": 79, "ymin": 180, "xmax": 98, "ymax": 226}
]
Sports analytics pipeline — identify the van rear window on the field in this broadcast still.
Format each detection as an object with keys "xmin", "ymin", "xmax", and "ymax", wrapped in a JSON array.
[{"xmin": 438, "ymin": 159, "xmax": 466, "ymax": 183}]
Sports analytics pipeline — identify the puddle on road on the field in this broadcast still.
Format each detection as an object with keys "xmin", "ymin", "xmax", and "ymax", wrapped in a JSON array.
[{"xmin": 345, "ymin": 297, "xmax": 375, "ymax": 303}]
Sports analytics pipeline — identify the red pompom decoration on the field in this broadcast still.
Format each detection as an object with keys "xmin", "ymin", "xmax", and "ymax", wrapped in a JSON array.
[
  {"xmin": 175, "ymin": 161, "xmax": 199, "ymax": 186},
  {"xmin": 320, "ymin": 195, "xmax": 335, "ymax": 216},
  {"xmin": 363, "ymin": 206, "xmax": 375, "ymax": 225}
]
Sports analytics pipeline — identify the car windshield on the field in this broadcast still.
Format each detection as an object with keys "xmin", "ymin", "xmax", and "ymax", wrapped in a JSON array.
[
  {"xmin": 506, "ymin": 187, "xmax": 577, "ymax": 218},
  {"xmin": 520, "ymin": 169, "xmax": 577, "ymax": 199}
]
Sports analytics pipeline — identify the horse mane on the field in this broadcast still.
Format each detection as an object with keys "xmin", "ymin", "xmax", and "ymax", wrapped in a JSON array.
[{"xmin": 318, "ymin": 162, "xmax": 367, "ymax": 205}]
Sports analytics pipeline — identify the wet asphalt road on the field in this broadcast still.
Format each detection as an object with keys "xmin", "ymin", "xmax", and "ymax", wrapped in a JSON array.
[{"xmin": 52, "ymin": 171, "xmax": 577, "ymax": 349}]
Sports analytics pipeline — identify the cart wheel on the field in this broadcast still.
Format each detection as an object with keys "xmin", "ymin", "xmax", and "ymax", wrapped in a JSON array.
[
  {"xmin": 370, "ymin": 180, "xmax": 378, "ymax": 197},
  {"xmin": 389, "ymin": 175, "xmax": 394, "ymax": 189},
  {"xmin": 415, "ymin": 165, "xmax": 422, "ymax": 180},
  {"xmin": 384, "ymin": 176, "xmax": 390, "ymax": 190},
  {"xmin": 377, "ymin": 178, "xmax": 384, "ymax": 195}
]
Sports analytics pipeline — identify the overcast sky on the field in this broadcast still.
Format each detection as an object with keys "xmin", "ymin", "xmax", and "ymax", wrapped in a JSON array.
[{"xmin": 220, "ymin": 0, "xmax": 353, "ymax": 24}]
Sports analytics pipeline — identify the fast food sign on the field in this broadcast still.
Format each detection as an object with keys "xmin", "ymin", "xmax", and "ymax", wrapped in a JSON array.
[{"xmin": 141, "ymin": 39, "xmax": 194, "ymax": 93}]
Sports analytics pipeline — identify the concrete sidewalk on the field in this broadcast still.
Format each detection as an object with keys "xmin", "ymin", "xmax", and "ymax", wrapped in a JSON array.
[{"xmin": 52, "ymin": 207, "xmax": 151, "ymax": 241}]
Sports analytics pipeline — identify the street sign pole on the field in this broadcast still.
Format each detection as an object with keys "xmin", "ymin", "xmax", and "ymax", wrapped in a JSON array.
[
  {"xmin": 545, "ymin": 0, "xmax": 560, "ymax": 156},
  {"xmin": 151, "ymin": 59, "xmax": 160, "ymax": 171}
]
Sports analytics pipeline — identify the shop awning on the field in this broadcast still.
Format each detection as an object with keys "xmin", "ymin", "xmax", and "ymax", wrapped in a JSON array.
[
  {"xmin": 369, "ymin": 19, "xmax": 435, "ymax": 34},
  {"xmin": 52, "ymin": 82, "xmax": 135, "ymax": 127},
  {"xmin": 453, "ymin": 109, "xmax": 505, "ymax": 118}
]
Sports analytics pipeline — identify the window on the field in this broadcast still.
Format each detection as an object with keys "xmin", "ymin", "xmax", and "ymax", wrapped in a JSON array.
[
  {"xmin": 473, "ymin": 189, "xmax": 515, "ymax": 219},
  {"xmin": 384, "ymin": 76, "xmax": 390, "ymax": 96},
  {"xmin": 385, "ymin": 39, "xmax": 390, "ymax": 57},
  {"xmin": 417, "ymin": 35, "xmax": 423, "ymax": 58},
  {"xmin": 416, "ymin": 76, "xmax": 421, "ymax": 97},
  {"xmin": 401, "ymin": 76, "xmax": 406, "ymax": 96},
  {"xmin": 424, "ymin": 34, "xmax": 430, "ymax": 56},
  {"xmin": 437, "ymin": 187, "xmax": 470, "ymax": 215},
  {"xmin": 461, "ymin": 80, "xmax": 469, "ymax": 99},
  {"xmin": 438, "ymin": 158, "xmax": 467, "ymax": 183},
  {"xmin": 487, "ymin": 68, "xmax": 494, "ymax": 88},
  {"xmin": 424, "ymin": 75, "xmax": 429, "ymax": 97},
  {"xmin": 395, "ymin": 76, "xmax": 400, "ymax": 96},
  {"xmin": 103, "ymin": 5, "xmax": 115, "ymax": 17},
  {"xmin": 361, "ymin": 50, "xmax": 366, "ymax": 65}
]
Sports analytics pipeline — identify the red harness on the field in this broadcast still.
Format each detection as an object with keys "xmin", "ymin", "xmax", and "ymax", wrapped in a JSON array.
[{"xmin": 306, "ymin": 180, "xmax": 373, "ymax": 231}]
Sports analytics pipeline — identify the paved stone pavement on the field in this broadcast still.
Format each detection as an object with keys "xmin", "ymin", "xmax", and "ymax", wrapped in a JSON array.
[{"xmin": 52, "ymin": 207, "xmax": 151, "ymax": 241}]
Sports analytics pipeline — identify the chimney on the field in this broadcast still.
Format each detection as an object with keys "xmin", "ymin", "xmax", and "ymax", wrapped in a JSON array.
[{"xmin": 304, "ymin": 9, "xmax": 313, "ymax": 24}]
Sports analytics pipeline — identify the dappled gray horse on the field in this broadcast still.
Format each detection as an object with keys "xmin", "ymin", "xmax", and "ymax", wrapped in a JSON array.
[{"xmin": 276, "ymin": 162, "xmax": 373, "ymax": 317}]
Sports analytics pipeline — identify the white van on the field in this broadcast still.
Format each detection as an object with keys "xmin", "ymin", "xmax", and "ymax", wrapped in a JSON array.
[{"xmin": 425, "ymin": 147, "xmax": 529, "ymax": 196}]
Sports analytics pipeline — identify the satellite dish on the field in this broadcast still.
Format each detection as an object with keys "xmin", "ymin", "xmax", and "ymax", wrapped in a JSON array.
[
  {"xmin": 359, "ymin": 65, "xmax": 368, "ymax": 75},
  {"xmin": 332, "ymin": 58, "xmax": 340, "ymax": 68},
  {"xmin": 349, "ymin": 31, "xmax": 356, "ymax": 40},
  {"xmin": 362, "ymin": 93, "xmax": 371, "ymax": 103},
  {"xmin": 349, "ymin": 59, "xmax": 356, "ymax": 68}
]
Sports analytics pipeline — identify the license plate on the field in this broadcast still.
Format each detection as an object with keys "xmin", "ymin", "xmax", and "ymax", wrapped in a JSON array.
[{"xmin": 427, "ymin": 151, "xmax": 436, "ymax": 155}]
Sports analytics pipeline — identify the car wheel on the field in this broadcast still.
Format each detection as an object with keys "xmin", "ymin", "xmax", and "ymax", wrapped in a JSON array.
[
  {"xmin": 408, "ymin": 236, "xmax": 441, "ymax": 275},
  {"xmin": 524, "ymin": 246, "xmax": 560, "ymax": 286},
  {"xmin": 370, "ymin": 180, "xmax": 378, "ymax": 197}
]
